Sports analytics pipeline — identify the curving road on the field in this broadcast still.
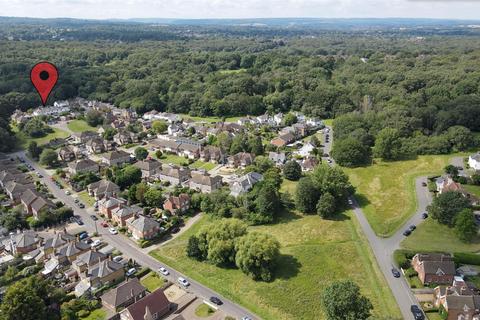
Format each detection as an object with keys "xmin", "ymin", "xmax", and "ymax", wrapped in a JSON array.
[{"xmin": 11, "ymin": 150, "xmax": 258, "ymax": 320}]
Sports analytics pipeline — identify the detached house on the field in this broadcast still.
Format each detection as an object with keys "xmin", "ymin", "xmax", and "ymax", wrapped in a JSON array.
[
  {"xmin": 68, "ymin": 159, "xmax": 99, "ymax": 175},
  {"xmin": 434, "ymin": 277, "xmax": 480, "ymax": 320},
  {"xmin": 412, "ymin": 253, "xmax": 456, "ymax": 285},
  {"xmin": 268, "ymin": 152, "xmax": 287, "ymax": 166},
  {"xmin": 119, "ymin": 288, "xmax": 172, "ymax": 320},
  {"xmin": 271, "ymin": 133, "xmax": 295, "ymax": 148},
  {"xmin": 87, "ymin": 180, "xmax": 120, "ymax": 200},
  {"xmin": 101, "ymin": 150, "xmax": 131, "ymax": 166},
  {"xmin": 230, "ymin": 172, "xmax": 263, "ymax": 197},
  {"xmin": 300, "ymin": 156, "xmax": 319, "ymax": 172},
  {"xmin": 31, "ymin": 196, "xmax": 55, "ymax": 219},
  {"xmin": 112, "ymin": 205, "xmax": 142, "ymax": 227},
  {"xmin": 101, "ymin": 278, "xmax": 147, "ymax": 312},
  {"xmin": 134, "ymin": 159, "xmax": 161, "ymax": 180},
  {"xmin": 58, "ymin": 146, "xmax": 76, "ymax": 162},
  {"xmin": 20, "ymin": 189, "xmax": 42, "ymax": 215},
  {"xmin": 127, "ymin": 215, "xmax": 160, "ymax": 240},
  {"xmin": 227, "ymin": 152, "xmax": 254, "ymax": 168},
  {"xmin": 98, "ymin": 197, "xmax": 127, "ymax": 219},
  {"xmin": 113, "ymin": 130, "xmax": 138, "ymax": 146},
  {"xmin": 73, "ymin": 131, "xmax": 99, "ymax": 144},
  {"xmin": 86, "ymin": 138, "xmax": 107, "ymax": 154},
  {"xmin": 158, "ymin": 165, "xmax": 191, "ymax": 186},
  {"xmin": 469, "ymin": 153, "xmax": 480, "ymax": 171},
  {"xmin": 189, "ymin": 172, "xmax": 223, "ymax": 193},
  {"xmin": 163, "ymin": 193, "xmax": 190, "ymax": 214},
  {"xmin": 200, "ymin": 146, "xmax": 225, "ymax": 164}
]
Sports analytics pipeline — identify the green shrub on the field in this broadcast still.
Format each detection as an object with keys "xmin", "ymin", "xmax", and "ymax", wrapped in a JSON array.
[
  {"xmin": 76, "ymin": 310, "xmax": 90, "ymax": 318},
  {"xmin": 393, "ymin": 250, "xmax": 415, "ymax": 269},
  {"xmin": 135, "ymin": 267, "xmax": 151, "ymax": 278},
  {"xmin": 454, "ymin": 252, "xmax": 480, "ymax": 265}
]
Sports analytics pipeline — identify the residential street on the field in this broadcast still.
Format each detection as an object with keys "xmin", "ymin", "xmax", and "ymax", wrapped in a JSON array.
[{"xmin": 12, "ymin": 150, "xmax": 257, "ymax": 320}]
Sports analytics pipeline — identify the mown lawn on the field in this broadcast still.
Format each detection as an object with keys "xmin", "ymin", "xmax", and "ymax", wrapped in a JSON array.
[
  {"xmin": 280, "ymin": 179, "xmax": 298, "ymax": 195},
  {"xmin": 140, "ymin": 272, "xmax": 166, "ymax": 292},
  {"xmin": 80, "ymin": 309, "xmax": 106, "ymax": 320},
  {"xmin": 158, "ymin": 154, "xmax": 189, "ymax": 166},
  {"xmin": 344, "ymin": 154, "xmax": 466, "ymax": 237},
  {"xmin": 15, "ymin": 127, "xmax": 70, "ymax": 149},
  {"xmin": 78, "ymin": 190, "xmax": 96, "ymax": 207},
  {"xmin": 150, "ymin": 212, "xmax": 401, "ymax": 320},
  {"xmin": 67, "ymin": 120, "xmax": 96, "ymax": 133},
  {"xmin": 401, "ymin": 218, "xmax": 480, "ymax": 253},
  {"xmin": 464, "ymin": 184, "xmax": 480, "ymax": 198},
  {"xmin": 190, "ymin": 161, "xmax": 217, "ymax": 171}
]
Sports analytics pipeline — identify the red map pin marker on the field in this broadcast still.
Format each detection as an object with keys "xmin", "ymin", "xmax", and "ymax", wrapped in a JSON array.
[{"xmin": 30, "ymin": 62, "xmax": 58, "ymax": 106}]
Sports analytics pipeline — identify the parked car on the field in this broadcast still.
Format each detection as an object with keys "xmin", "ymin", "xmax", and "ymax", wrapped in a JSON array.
[
  {"xmin": 113, "ymin": 256, "xmax": 123, "ymax": 263},
  {"xmin": 241, "ymin": 317, "xmax": 252, "ymax": 320},
  {"xmin": 91, "ymin": 239, "xmax": 102, "ymax": 248},
  {"xmin": 77, "ymin": 203, "xmax": 85, "ymax": 209},
  {"xmin": 65, "ymin": 190, "xmax": 71, "ymax": 195},
  {"xmin": 158, "ymin": 267, "xmax": 169, "ymax": 276},
  {"xmin": 177, "ymin": 277, "xmax": 190, "ymax": 287},
  {"xmin": 408, "ymin": 225, "xmax": 416, "ymax": 232},
  {"xmin": 83, "ymin": 238, "xmax": 93, "ymax": 245},
  {"xmin": 421, "ymin": 182, "xmax": 427, "ymax": 187},
  {"xmin": 421, "ymin": 212, "xmax": 428, "ymax": 219},
  {"xmin": 171, "ymin": 227, "xmax": 180, "ymax": 234},
  {"xmin": 410, "ymin": 305, "xmax": 425, "ymax": 320},
  {"xmin": 126, "ymin": 268, "xmax": 136, "ymax": 277},
  {"xmin": 391, "ymin": 268, "xmax": 401, "ymax": 278},
  {"xmin": 109, "ymin": 227, "xmax": 118, "ymax": 235},
  {"xmin": 348, "ymin": 199, "xmax": 353, "ymax": 205},
  {"xmin": 90, "ymin": 215, "xmax": 98, "ymax": 221},
  {"xmin": 101, "ymin": 221, "xmax": 108, "ymax": 228},
  {"xmin": 209, "ymin": 297, "xmax": 223, "ymax": 305},
  {"xmin": 74, "ymin": 199, "xmax": 79, "ymax": 203},
  {"xmin": 78, "ymin": 232, "xmax": 88, "ymax": 240},
  {"xmin": 403, "ymin": 229, "xmax": 411, "ymax": 236}
]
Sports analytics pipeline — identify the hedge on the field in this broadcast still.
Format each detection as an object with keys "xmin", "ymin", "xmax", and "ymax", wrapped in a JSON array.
[{"xmin": 454, "ymin": 252, "xmax": 480, "ymax": 266}]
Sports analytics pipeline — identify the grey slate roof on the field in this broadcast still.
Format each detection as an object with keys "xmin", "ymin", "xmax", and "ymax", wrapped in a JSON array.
[
  {"xmin": 101, "ymin": 278, "xmax": 147, "ymax": 308},
  {"xmin": 127, "ymin": 215, "xmax": 159, "ymax": 233}
]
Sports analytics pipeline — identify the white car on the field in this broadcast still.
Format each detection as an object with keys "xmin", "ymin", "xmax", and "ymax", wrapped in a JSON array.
[
  {"xmin": 348, "ymin": 199, "xmax": 353, "ymax": 205},
  {"xmin": 158, "ymin": 267, "xmax": 169, "ymax": 276},
  {"xmin": 65, "ymin": 190, "xmax": 71, "ymax": 195},
  {"xmin": 126, "ymin": 268, "xmax": 136, "ymax": 277},
  {"xmin": 109, "ymin": 228, "xmax": 118, "ymax": 235},
  {"xmin": 177, "ymin": 277, "xmax": 190, "ymax": 287},
  {"xmin": 112, "ymin": 256, "xmax": 123, "ymax": 263},
  {"xmin": 90, "ymin": 239, "xmax": 102, "ymax": 248}
]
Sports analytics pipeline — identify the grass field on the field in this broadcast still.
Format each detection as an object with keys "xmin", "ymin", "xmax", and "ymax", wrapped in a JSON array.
[
  {"xmin": 344, "ymin": 154, "xmax": 466, "ymax": 237},
  {"xmin": 140, "ymin": 272, "xmax": 166, "ymax": 292},
  {"xmin": 401, "ymin": 218, "xmax": 480, "ymax": 253},
  {"xmin": 15, "ymin": 127, "xmax": 70, "ymax": 149},
  {"xmin": 195, "ymin": 303, "xmax": 217, "ymax": 317},
  {"xmin": 158, "ymin": 154, "xmax": 189, "ymax": 166},
  {"xmin": 80, "ymin": 309, "xmax": 106, "ymax": 320},
  {"xmin": 67, "ymin": 120, "xmax": 96, "ymax": 133},
  {"xmin": 323, "ymin": 119, "xmax": 333, "ymax": 127},
  {"xmin": 464, "ymin": 184, "xmax": 480, "ymax": 198},
  {"xmin": 150, "ymin": 211, "xmax": 401, "ymax": 320},
  {"xmin": 280, "ymin": 179, "xmax": 298, "ymax": 195},
  {"xmin": 78, "ymin": 190, "xmax": 96, "ymax": 207},
  {"xmin": 190, "ymin": 160, "xmax": 217, "ymax": 171}
]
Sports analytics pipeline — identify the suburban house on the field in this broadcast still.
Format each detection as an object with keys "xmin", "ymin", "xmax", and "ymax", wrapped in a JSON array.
[
  {"xmin": 31, "ymin": 196, "xmax": 56, "ymax": 219},
  {"xmin": 112, "ymin": 205, "xmax": 143, "ymax": 227},
  {"xmin": 68, "ymin": 159, "xmax": 99, "ymax": 175},
  {"xmin": 295, "ymin": 142, "xmax": 315, "ymax": 157},
  {"xmin": 412, "ymin": 253, "xmax": 456, "ymax": 285},
  {"xmin": 163, "ymin": 193, "xmax": 190, "ymax": 214},
  {"xmin": 113, "ymin": 130, "xmax": 138, "ymax": 146},
  {"xmin": 227, "ymin": 152, "xmax": 255, "ymax": 168},
  {"xmin": 274, "ymin": 113, "xmax": 284, "ymax": 125},
  {"xmin": 167, "ymin": 123, "xmax": 185, "ymax": 136},
  {"xmin": 87, "ymin": 180, "xmax": 120, "ymax": 200},
  {"xmin": 72, "ymin": 131, "xmax": 98, "ymax": 144},
  {"xmin": 43, "ymin": 232, "xmax": 76, "ymax": 258},
  {"xmin": 98, "ymin": 197, "xmax": 127, "ymax": 219},
  {"xmin": 11, "ymin": 231, "xmax": 39, "ymax": 254},
  {"xmin": 436, "ymin": 177, "xmax": 469, "ymax": 197},
  {"xmin": 58, "ymin": 146, "xmax": 77, "ymax": 162},
  {"xmin": 73, "ymin": 250, "xmax": 108, "ymax": 275},
  {"xmin": 20, "ymin": 189, "xmax": 42, "ymax": 215},
  {"xmin": 56, "ymin": 240, "xmax": 92, "ymax": 264},
  {"xmin": 200, "ymin": 146, "xmax": 225, "ymax": 164},
  {"xmin": 126, "ymin": 215, "xmax": 160, "ymax": 240},
  {"xmin": 268, "ymin": 152, "xmax": 287, "ymax": 166},
  {"xmin": 230, "ymin": 172, "xmax": 263, "ymax": 197},
  {"xmin": 85, "ymin": 137, "xmax": 107, "ymax": 154},
  {"xmin": 176, "ymin": 139, "xmax": 202, "ymax": 159},
  {"xmin": 158, "ymin": 165, "xmax": 191, "ymax": 186},
  {"xmin": 4, "ymin": 181, "xmax": 35, "ymax": 203},
  {"xmin": 134, "ymin": 159, "xmax": 162, "ymax": 180},
  {"xmin": 300, "ymin": 156, "xmax": 319, "ymax": 172},
  {"xmin": 101, "ymin": 150, "xmax": 132, "ymax": 166},
  {"xmin": 469, "ymin": 153, "xmax": 480, "ymax": 171},
  {"xmin": 189, "ymin": 171, "xmax": 223, "ymax": 193},
  {"xmin": 88, "ymin": 259, "xmax": 125, "ymax": 288},
  {"xmin": 101, "ymin": 278, "xmax": 147, "ymax": 312},
  {"xmin": 271, "ymin": 133, "xmax": 296, "ymax": 147},
  {"xmin": 434, "ymin": 276, "xmax": 480, "ymax": 320},
  {"xmin": 119, "ymin": 288, "xmax": 172, "ymax": 320}
]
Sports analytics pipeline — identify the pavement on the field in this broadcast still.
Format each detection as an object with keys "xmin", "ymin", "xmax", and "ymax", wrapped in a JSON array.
[{"xmin": 12, "ymin": 150, "xmax": 257, "ymax": 320}]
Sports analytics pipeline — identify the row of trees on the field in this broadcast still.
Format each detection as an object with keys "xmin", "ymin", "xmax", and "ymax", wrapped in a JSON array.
[{"xmin": 186, "ymin": 219, "xmax": 280, "ymax": 281}]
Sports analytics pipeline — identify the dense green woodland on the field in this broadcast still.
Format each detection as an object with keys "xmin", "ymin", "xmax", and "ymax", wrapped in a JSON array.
[{"xmin": 1, "ymin": 24, "xmax": 480, "ymax": 158}]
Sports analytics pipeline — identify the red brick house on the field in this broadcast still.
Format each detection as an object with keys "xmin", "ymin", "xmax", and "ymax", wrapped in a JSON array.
[
  {"xmin": 271, "ymin": 133, "xmax": 295, "ymax": 148},
  {"xmin": 163, "ymin": 193, "xmax": 190, "ymax": 214},
  {"xmin": 126, "ymin": 215, "xmax": 160, "ymax": 240},
  {"xmin": 412, "ymin": 253, "xmax": 456, "ymax": 285},
  {"xmin": 119, "ymin": 288, "xmax": 172, "ymax": 320}
]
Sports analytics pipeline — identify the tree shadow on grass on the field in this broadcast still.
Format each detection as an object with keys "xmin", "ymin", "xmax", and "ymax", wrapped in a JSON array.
[
  {"xmin": 353, "ymin": 193, "xmax": 371, "ymax": 209},
  {"xmin": 272, "ymin": 208, "xmax": 302, "ymax": 225},
  {"xmin": 324, "ymin": 211, "xmax": 351, "ymax": 222},
  {"xmin": 274, "ymin": 254, "xmax": 301, "ymax": 280}
]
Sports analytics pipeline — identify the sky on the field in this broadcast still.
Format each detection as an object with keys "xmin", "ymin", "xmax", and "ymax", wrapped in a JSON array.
[{"xmin": 1, "ymin": 0, "xmax": 480, "ymax": 20}]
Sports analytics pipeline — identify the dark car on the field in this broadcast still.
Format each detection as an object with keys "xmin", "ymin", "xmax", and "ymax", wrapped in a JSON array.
[
  {"xmin": 391, "ymin": 268, "xmax": 401, "ymax": 278},
  {"xmin": 410, "ymin": 305, "xmax": 425, "ymax": 320},
  {"xmin": 421, "ymin": 212, "xmax": 428, "ymax": 219},
  {"xmin": 171, "ymin": 227, "xmax": 180, "ymax": 234},
  {"xmin": 209, "ymin": 297, "xmax": 223, "ymax": 305},
  {"xmin": 421, "ymin": 182, "xmax": 427, "ymax": 187},
  {"xmin": 78, "ymin": 203, "xmax": 85, "ymax": 209},
  {"xmin": 79, "ymin": 232, "xmax": 88, "ymax": 240},
  {"xmin": 403, "ymin": 229, "xmax": 411, "ymax": 236},
  {"xmin": 90, "ymin": 215, "xmax": 98, "ymax": 221},
  {"xmin": 408, "ymin": 225, "xmax": 416, "ymax": 232}
]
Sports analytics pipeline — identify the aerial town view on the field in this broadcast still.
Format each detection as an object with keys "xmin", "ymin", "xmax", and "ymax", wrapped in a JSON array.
[{"xmin": 1, "ymin": 1, "xmax": 480, "ymax": 320}]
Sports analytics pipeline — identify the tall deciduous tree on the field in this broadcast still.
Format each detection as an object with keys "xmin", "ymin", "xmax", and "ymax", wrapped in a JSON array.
[
  {"xmin": 455, "ymin": 209, "xmax": 478, "ymax": 243},
  {"xmin": 428, "ymin": 191, "xmax": 470, "ymax": 227},
  {"xmin": 283, "ymin": 160, "xmax": 302, "ymax": 181},
  {"xmin": 295, "ymin": 177, "xmax": 319, "ymax": 214},
  {"xmin": 322, "ymin": 280, "xmax": 373, "ymax": 320}
]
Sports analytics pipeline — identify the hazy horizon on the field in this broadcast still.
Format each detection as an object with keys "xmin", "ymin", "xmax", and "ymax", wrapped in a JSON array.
[{"xmin": 1, "ymin": 0, "xmax": 480, "ymax": 21}]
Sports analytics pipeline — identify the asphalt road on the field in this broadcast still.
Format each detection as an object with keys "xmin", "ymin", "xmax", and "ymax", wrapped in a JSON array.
[{"xmin": 13, "ymin": 150, "xmax": 257, "ymax": 320}]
